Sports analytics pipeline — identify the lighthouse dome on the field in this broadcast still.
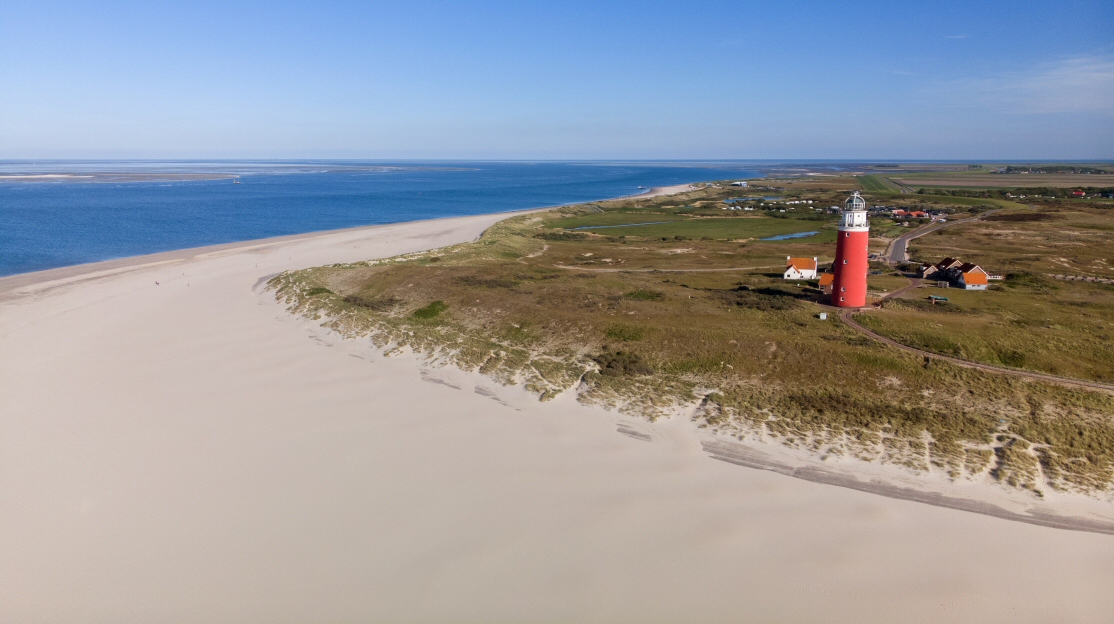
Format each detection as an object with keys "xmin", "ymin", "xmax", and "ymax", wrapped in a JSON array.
[{"xmin": 844, "ymin": 191, "xmax": 867, "ymax": 212}]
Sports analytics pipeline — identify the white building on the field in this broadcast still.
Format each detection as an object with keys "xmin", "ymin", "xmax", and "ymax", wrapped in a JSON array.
[
  {"xmin": 784, "ymin": 256, "xmax": 819, "ymax": 280},
  {"xmin": 730, "ymin": 181, "xmax": 748, "ymax": 187}
]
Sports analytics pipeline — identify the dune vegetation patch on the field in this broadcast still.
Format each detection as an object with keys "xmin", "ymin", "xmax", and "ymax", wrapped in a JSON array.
[
  {"xmin": 411, "ymin": 300, "xmax": 449, "ymax": 320},
  {"xmin": 985, "ymin": 213, "xmax": 1059, "ymax": 222}
]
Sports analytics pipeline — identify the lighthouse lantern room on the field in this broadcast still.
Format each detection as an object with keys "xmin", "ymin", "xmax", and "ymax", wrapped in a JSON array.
[{"xmin": 831, "ymin": 191, "xmax": 870, "ymax": 307}]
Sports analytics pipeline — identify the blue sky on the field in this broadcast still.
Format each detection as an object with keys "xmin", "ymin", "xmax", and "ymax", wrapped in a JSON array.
[{"xmin": 1, "ymin": 0, "xmax": 1111, "ymax": 160}]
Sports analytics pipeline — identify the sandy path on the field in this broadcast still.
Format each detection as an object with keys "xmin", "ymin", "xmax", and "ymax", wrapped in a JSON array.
[{"xmin": 3, "ymin": 215, "xmax": 1114, "ymax": 622}]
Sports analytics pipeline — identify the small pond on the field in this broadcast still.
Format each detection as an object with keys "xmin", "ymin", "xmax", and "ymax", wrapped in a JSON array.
[{"xmin": 760, "ymin": 231, "xmax": 819, "ymax": 241}]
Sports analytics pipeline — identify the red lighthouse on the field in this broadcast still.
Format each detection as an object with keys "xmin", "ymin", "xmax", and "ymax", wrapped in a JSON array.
[{"xmin": 832, "ymin": 191, "xmax": 870, "ymax": 307}]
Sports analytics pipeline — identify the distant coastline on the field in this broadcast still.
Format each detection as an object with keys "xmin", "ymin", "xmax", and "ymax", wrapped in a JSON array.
[
  {"xmin": 0, "ymin": 181, "xmax": 697, "ymax": 287},
  {"xmin": 0, "ymin": 172, "xmax": 238, "ymax": 183}
]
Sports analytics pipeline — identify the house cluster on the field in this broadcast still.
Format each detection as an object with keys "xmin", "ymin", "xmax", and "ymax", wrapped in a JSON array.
[
  {"xmin": 919, "ymin": 257, "xmax": 1001, "ymax": 290},
  {"xmin": 890, "ymin": 209, "xmax": 928, "ymax": 219},
  {"xmin": 871, "ymin": 205, "xmax": 940, "ymax": 220},
  {"xmin": 723, "ymin": 197, "xmax": 820, "ymax": 212},
  {"xmin": 722, "ymin": 198, "xmax": 756, "ymax": 211},
  {"xmin": 782, "ymin": 256, "xmax": 835, "ymax": 294}
]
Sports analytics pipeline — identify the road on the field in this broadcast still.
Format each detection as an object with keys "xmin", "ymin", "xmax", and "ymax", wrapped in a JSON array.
[
  {"xmin": 887, "ymin": 219, "xmax": 955, "ymax": 263},
  {"xmin": 885, "ymin": 210, "xmax": 1002, "ymax": 264}
]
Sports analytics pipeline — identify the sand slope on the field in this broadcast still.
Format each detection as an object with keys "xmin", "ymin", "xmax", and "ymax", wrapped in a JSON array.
[{"xmin": 3, "ymin": 214, "xmax": 1114, "ymax": 623}]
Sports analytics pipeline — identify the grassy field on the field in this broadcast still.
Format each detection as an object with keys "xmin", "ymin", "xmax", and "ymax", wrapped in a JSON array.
[
  {"xmin": 549, "ymin": 215, "xmax": 831, "ymax": 241},
  {"xmin": 857, "ymin": 174, "xmax": 903, "ymax": 193},
  {"xmin": 271, "ymin": 177, "xmax": 1114, "ymax": 496},
  {"xmin": 548, "ymin": 213, "xmax": 688, "ymax": 228},
  {"xmin": 894, "ymin": 173, "xmax": 1114, "ymax": 188},
  {"xmin": 856, "ymin": 202, "xmax": 1114, "ymax": 384}
]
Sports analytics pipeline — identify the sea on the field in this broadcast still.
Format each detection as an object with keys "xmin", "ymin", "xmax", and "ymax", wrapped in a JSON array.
[{"xmin": 0, "ymin": 161, "xmax": 763, "ymax": 277}]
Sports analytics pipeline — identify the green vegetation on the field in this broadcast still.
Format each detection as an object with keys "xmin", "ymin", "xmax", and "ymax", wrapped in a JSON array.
[
  {"xmin": 604, "ymin": 325, "xmax": 645, "ymax": 342},
  {"xmin": 549, "ymin": 214, "xmax": 829, "ymax": 241},
  {"xmin": 411, "ymin": 300, "xmax": 449, "ymax": 320},
  {"xmin": 861, "ymin": 205, "xmax": 1114, "ymax": 383},
  {"xmin": 271, "ymin": 175, "xmax": 1114, "ymax": 495},
  {"xmin": 625, "ymin": 289, "xmax": 664, "ymax": 301},
  {"xmin": 857, "ymin": 174, "xmax": 903, "ymax": 193}
]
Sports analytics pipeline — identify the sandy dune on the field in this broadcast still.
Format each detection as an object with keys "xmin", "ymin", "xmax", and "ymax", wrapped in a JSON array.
[{"xmin": 3, "ymin": 213, "xmax": 1114, "ymax": 623}]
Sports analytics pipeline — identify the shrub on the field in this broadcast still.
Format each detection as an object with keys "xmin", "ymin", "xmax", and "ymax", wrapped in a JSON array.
[
  {"xmin": 535, "ymin": 231, "xmax": 588, "ymax": 241},
  {"xmin": 592, "ymin": 350, "xmax": 654, "ymax": 376},
  {"xmin": 455, "ymin": 275, "xmax": 519, "ymax": 288},
  {"xmin": 997, "ymin": 349, "xmax": 1027, "ymax": 367},
  {"xmin": 907, "ymin": 333, "xmax": 963, "ymax": 356},
  {"xmin": 412, "ymin": 300, "xmax": 449, "ymax": 320},
  {"xmin": 344, "ymin": 293, "xmax": 402, "ymax": 311},
  {"xmin": 1005, "ymin": 272, "xmax": 1055, "ymax": 290},
  {"xmin": 881, "ymin": 298, "xmax": 962, "ymax": 314},
  {"xmin": 605, "ymin": 325, "xmax": 644, "ymax": 342},
  {"xmin": 985, "ymin": 213, "xmax": 1058, "ymax": 222},
  {"xmin": 713, "ymin": 286, "xmax": 802, "ymax": 311},
  {"xmin": 305, "ymin": 287, "xmax": 333, "ymax": 296},
  {"xmin": 625, "ymin": 289, "xmax": 664, "ymax": 301}
]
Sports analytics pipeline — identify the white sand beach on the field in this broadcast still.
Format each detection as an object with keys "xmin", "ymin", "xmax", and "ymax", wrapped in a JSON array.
[{"xmin": 3, "ymin": 213, "xmax": 1114, "ymax": 623}]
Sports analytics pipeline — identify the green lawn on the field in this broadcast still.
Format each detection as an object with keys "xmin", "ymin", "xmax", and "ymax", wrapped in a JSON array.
[
  {"xmin": 548, "ymin": 213, "xmax": 687, "ymax": 228},
  {"xmin": 857, "ymin": 174, "xmax": 902, "ymax": 193}
]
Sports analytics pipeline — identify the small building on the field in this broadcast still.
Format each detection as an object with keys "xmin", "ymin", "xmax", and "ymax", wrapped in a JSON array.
[
  {"xmin": 784, "ymin": 256, "xmax": 819, "ymax": 280},
  {"xmin": 818, "ymin": 272, "xmax": 834, "ymax": 295},
  {"xmin": 959, "ymin": 270, "xmax": 988, "ymax": 290},
  {"xmin": 731, "ymin": 181, "xmax": 748, "ymax": 187}
]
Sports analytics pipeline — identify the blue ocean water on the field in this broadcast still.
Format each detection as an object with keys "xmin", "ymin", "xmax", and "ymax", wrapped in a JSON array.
[{"xmin": 0, "ymin": 161, "xmax": 761, "ymax": 277}]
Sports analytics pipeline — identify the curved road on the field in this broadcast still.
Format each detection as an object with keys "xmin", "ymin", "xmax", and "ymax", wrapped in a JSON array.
[{"xmin": 887, "ymin": 215, "xmax": 978, "ymax": 263}]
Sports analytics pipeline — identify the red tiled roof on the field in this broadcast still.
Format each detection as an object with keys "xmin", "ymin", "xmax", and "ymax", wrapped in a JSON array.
[
  {"xmin": 786, "ymin": 257, "xmax": 817, "ymax": 271},
  {"xmin": 818, "ymin": 273, "xmax": 834, "ymax": 286},
  {"xmin": 962, "ymin": 271, "xmax": 988, "ymax": 285}
]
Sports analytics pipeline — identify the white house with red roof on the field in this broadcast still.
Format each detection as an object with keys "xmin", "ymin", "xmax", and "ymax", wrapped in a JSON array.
[
  {"xmin": 957, "ymin": 263, "xmax": 989, "ymax": 290},
  {"xmin": 784, "ymin": 256, "xmax": 818, "ymax": 280}
]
